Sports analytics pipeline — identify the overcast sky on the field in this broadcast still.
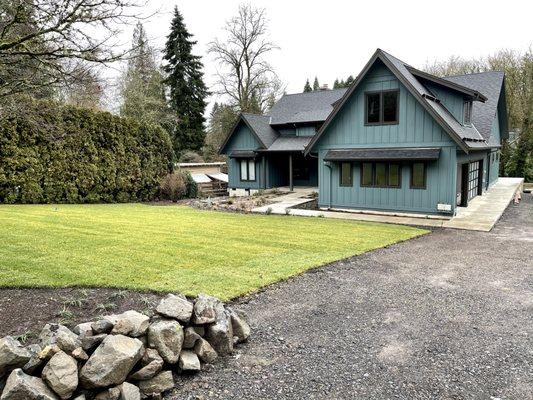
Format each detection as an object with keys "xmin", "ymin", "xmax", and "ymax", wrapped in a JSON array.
[{"xmin": 112, "ymin": 0, "xmax": 532, "ymax": 106}]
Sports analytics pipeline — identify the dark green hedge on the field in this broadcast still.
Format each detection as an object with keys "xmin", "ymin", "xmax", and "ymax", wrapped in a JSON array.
[{"xmin": 0, "ymin": 99, "xmax": 174, "ymax": 203}]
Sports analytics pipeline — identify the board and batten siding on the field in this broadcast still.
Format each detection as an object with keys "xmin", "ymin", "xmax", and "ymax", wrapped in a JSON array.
[
  {"xmin": 224, "ymin": 122, "xmax": 264, "ymax": 190},
  {"xmin": 314, "ymin": 62, "xmax": 459, "ymax": 214}
]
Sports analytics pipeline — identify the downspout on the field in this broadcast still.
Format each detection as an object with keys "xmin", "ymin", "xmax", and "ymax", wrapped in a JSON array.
[
  {"xmin": 324, "ymin": 161, "xmax": 332, "ymax": 209},
  {"xmin": 262, "ymin": 155, "xmax": 267, "ymax": 189}
]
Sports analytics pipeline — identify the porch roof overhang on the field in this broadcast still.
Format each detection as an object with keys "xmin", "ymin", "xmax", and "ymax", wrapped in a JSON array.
[
  {"xmin": 228, "ymin": 150, "xmax": 257, "ymax": 158},
  {"xmin": 324, "ymin": 147, "xmax": 441, "ymax": 162}
]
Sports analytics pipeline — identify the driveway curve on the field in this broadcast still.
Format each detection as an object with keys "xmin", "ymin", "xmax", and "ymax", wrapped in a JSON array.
[{"xmin": 171, "ymin": 194, "xmax": 533, "ymax": 400}]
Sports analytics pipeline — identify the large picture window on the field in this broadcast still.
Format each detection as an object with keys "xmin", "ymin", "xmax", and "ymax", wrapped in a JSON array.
[
  {"xmin": 340, "ymin": 162, "xmax": 353, "ymax": 187},
  {"xmin": 240, "ymin": 159, "xmax": 256, "ymax": 181},
  {"xmin": 365, "ymin": 90, "xmax": 399, "ymax": 125},
  {"xmin": 410, "ymin": 162, "xmax": 426, "ymax": 189},
  {"xmin": 360, "ymin": 162, "xmax": 401, "ymax": 188}
]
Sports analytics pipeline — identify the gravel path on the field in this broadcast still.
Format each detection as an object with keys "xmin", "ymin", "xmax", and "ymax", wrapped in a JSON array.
[{"xmin": 171, "ymin": 194, "xmax": 533, "ymax": 400}]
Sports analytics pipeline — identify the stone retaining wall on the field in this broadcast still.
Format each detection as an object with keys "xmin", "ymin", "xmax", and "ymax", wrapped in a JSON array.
[{"xmin": 0, "ymin": 293, "xmax": 250, "ymax": 399}]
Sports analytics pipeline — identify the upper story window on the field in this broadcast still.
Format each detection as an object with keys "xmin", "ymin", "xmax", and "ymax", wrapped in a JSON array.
[
  {"xmin": 365, "ymin": 90, "xmax": 399, "ymax": 125},
  {"xmin": 463, "ymin": 101, "xmax": 473, "ymax": 125}
]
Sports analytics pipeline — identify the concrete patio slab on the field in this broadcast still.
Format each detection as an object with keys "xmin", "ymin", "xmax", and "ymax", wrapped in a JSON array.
[{"xmin": 252, "ymin": 178, "xmax": 524, "ymax": 232}]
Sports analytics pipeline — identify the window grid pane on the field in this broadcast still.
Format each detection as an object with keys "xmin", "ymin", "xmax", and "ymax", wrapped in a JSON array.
[
  {"xmin": 412, "ymin": 163, "xmax": 425, "ymax": 188},
  {"xmin": 248, "ymin": 160, "xmax": 255, "ymax": 180},
  {"xmin": 240, "ymin": 160, "xmax": 248, "ymax": 180},
  {"xmin": 375, "ymin": 163, "xmax": 387, "ymax": 186},
  {"xmin": 340, "ymin": 162, "xmax": 352, "ymax": 186},
  {"xmin": 389, "ymin": 164, "xmax": 400, "ymax": 187},
  {"xmin": 383, "ymin": 91, "xmax": 398, "ymax": 122},
  {"xmin": 366, "ymin": 93, "xmax": 381, "ymax": 123},
  {"xmin": 361, "ymin": 163, "xmax": 373, "ymax": 186}
]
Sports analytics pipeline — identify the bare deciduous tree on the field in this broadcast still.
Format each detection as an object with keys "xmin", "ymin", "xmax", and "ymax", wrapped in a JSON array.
[
  {"xmin": 208, "ymin": 4, "xmax": 283, "ymax": 114},
  {"xmin": 0, "ymin": 0, "xmax": 149, "ymax": 98}
]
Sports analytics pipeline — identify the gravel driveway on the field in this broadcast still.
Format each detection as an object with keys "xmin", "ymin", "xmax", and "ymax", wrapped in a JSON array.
[{"xmin": 172, "ymin": 194, "xmax": 533, "ymax": 400}]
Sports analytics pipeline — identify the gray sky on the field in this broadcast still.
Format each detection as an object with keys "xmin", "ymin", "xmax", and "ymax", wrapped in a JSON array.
[{"xmin": 113, "ymin": 0, "xmax": 532, "ymax": 105}]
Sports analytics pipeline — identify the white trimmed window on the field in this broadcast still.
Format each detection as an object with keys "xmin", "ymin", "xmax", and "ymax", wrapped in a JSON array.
[{"xmin": 240, "ymin": 159, "xmax": 256, "ymax": 181}]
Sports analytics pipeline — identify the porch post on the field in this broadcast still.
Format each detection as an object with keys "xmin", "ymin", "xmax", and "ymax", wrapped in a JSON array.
[{"xmin": 289, "ymin": 153, "xmax": 293, "ymax": 191}]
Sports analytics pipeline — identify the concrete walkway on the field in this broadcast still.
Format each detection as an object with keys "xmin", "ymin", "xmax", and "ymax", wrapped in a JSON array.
[{"xmin": 252, "ymin": 178, "xmax": 524, "ymax": 232}]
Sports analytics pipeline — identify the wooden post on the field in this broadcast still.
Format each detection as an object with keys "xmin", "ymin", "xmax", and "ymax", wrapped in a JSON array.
[{"xmin": 289, "ymin": 154, "xmax": 293, "ymax": 192}]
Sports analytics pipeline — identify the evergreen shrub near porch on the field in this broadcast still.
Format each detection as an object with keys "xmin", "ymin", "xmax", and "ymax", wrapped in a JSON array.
[{"xmin": 0, "ymin": 99, "xmax": 174, "ymax": 204}]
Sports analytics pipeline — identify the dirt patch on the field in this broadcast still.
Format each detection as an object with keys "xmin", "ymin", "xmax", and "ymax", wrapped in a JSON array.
[{"xmin": 0, "ymin": 288, "xmax": 163, "ymax": 343}]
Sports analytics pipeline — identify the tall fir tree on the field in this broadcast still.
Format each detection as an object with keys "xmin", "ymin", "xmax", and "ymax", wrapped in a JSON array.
[
  {"xmin": 163, "ymin": 6, "xmax": 208, "ymax": 156},
  {"xmin": 345, "ymin": 75, "xmax": 355, "ymax": 86},
  {"xmin": 120, "ymin": 23, "xmax": 170, "ymax": 127},
  {"xmin": 303, "ymin": 79, "xmax": 312, "ymax": 92},
  {"xmin": 333, "ymin": 79, "xmax": 340, "ymax": 89},
  {"xmin": 313, "ymin": 77, "xmax": 320, "ymax": 91}
]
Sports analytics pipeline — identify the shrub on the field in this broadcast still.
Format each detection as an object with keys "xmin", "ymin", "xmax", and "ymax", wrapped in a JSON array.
[
  {"xmin": 159, "ymin": 172, "xmax": 187, "ymax": 201},
  {"xmin": 185, "ymin": 172, "xmax": 198, "ymax": 198},
  {"xmin": 0, "ymin": 98, "xmax": 174, "ymax": 204}
]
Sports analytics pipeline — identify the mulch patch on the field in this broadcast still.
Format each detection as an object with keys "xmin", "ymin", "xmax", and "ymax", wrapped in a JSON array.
[{"xmin": 0, "ymin": 288, "xmax": 164, "ymax": 343}]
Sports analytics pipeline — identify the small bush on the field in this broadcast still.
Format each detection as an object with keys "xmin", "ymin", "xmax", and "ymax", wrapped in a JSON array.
[
  {"xmin": 160, "ymin": 172, "xmax": 187, "ymax": 201},
  {"xmin": 185, "ymin": 172, "xmax": 198, "ymax": 198}
]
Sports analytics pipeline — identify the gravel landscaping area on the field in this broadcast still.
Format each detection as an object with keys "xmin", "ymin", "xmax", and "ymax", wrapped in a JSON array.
[{"xmin": 172, "ymin": 193, "xmax": 533, "ymax": 399}]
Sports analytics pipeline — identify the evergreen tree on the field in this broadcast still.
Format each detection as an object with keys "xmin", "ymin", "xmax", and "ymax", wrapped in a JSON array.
[
  {"xmin": 204, "ymin": 102, "xmax": 238, "ymax": 161},
  {"xmin": 345, "ymin": 75, "xmax": 355, "ymax": 86},
  {"xmin": 303, "ymin": 79, "xmax": 312, "ymax": 92},
  {"xmin": 333, "ymin": 79, "xmax": 340, "ymax": 89},
  {"xmin": 313, "ymin": 77, "xmax": 320, "ymax": 91},
  {"xmin": 120, "ymin": 23, "xmax": 170, "ymax": 127},
  {"xmin": 163, "ymin": 6, "xmax": 208, "ymax": 156}
]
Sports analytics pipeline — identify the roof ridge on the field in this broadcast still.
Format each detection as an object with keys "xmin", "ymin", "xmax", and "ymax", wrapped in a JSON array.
[
  {"xmin": 444, "ymin": 70, "xmax": 504, "ymax": 78},
  {"xmin": 281, "ymin": 88, "xmax": 348, "ymax": 97}
]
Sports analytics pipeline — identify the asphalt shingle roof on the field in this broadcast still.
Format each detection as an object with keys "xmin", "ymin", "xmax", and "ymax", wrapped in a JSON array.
[
  {"xmin": 379, "ymin": 50, "xmax": 487, "ymax": 144},
  {"xmin": 269, "ymin": 89, "xmax": 347, "ymax": 125},
  {"xmin": 443, "ymin": 71, "xmax": 505, "ymax": 146},
  {"xmin": 266, "ymin": 136, "xmax": 312, "ymax": 152},
  {"xmin": 241, "ymin": 113, "xmax": 279, "ymax": 148}
]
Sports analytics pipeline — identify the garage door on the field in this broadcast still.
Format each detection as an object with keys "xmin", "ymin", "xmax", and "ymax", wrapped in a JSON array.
[{"xmin": 467, "ymin": 161, "xmax": 480, "ymax": 201}]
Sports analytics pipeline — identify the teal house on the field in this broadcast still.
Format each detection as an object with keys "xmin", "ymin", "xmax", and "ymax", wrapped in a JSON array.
[{"xmin": 220, "ymin": 49, "xmax": 508, "ymax": 216}]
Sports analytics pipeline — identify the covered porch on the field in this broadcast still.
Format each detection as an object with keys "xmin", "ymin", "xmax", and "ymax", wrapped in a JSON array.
[{"xmin": 261, "ymin": 151, "xmax": 318, "ymax": 191}]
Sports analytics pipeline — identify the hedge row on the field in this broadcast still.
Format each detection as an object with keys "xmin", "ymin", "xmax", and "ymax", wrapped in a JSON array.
[{"xmin": 0, "ymin": 99, "xmax": 175, "ymax": 204}]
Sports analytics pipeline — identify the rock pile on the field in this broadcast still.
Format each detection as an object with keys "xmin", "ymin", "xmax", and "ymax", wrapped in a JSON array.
[{"xmin": 0, "ymin": 293, "xmax": 250, "ymax": 399}]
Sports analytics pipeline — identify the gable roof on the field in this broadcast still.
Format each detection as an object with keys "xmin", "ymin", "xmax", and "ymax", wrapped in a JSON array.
[
  {"xmin": 305, "ymin": 49, "xmax": 492, "ymax": 155},
  {"xmin": 219, "ymin": 113, "xmax": 278, "ymax": 154},
  {"xmin": 443, "ymin": 71, "xmax": 507, "ymax": 145},
  {"xmin": 269, "ymin": 89, "xmax": 347, "ymax": 125}
]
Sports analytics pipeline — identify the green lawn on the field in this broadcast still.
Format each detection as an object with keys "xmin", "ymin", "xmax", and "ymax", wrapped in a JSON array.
[{"xmin": 0, "ymin": 204, "xmax": 427, "ymax": 300}]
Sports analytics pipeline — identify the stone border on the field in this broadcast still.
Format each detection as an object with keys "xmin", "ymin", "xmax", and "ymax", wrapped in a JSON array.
[{"xmin": 0, "ymin": 293, "xmax": 250, "ymax": 399}]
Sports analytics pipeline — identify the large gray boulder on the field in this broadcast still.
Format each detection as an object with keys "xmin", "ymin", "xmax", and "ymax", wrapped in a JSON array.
[
  {"xmin": 193, "ymin": 338, "xmax": 217, "ymax": 364},
  {"xmin": 205, "ymin": 303, "xmax": 234, "ymax": 355},
  {"xmin": 178, "ymin": 350, "xmax": 200, "ymax": 372},
  {"xmin": 106, "ymin": 311, "xmax": 149, "ymax": 338},
  {"xmin": 137, "ymin": 371, "xmax": 174, "ymax": 396},
  {"xmin": 79, "ymin": 335, "xmax": 144, "ymax": 389},
  {"xmin": 147, "ymin": 320, "xmax": 183, "ymax": 364},
  {"xmin": 42, "ymin": 351, "xmax": 78, "ymax": 399},
  {"xmin": 73, "ymin": 322, "xmax": 93, "ymax": 337},
  {"xmin": 156, "ymin": 294, "xmax": 193, "ymax": 323},
  {"xmin": 1, "ymin": 368, "xmax": 58, "ymax": 400},
  {"xmin": 0, "ymin": 337, "xmax": 32, "ymax": 377},
  {"xmin": 22, "ymin": 344, "xmax": 42, "ymax": 374},
  {"xmin": 39, "ymin": 324, "xmax": 79, "ymax": 349},
  {"xmin": 119, "ymin": 382, "xmax": 141, "ymax": 400},
  {"xmin": 81, "ymin": 333, "xmax": 107, "ymax": 352},
  {"xmin": 182, "ymin": 327, "xmax": 201, "ymax": 349},
  {"xmin": 227, "ymin": 308, "xmax": 251, "ymax": 343},
  {"xmin": 192, "ymin": 294, "xmax": 219, "ymax": 324},
  {"xmin": 129, "ymin": 348, "xmax": 163, "ymax": 381},
  {"xmin": 91, "ymin": 320, "xmax": 113, "ymax": 335}
]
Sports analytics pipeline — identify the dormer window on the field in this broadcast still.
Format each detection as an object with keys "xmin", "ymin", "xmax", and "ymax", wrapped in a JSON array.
[
  {"xmin": 463, "ymin": 101, "xmax": 472, "ymax": 125},
  {"xmin": 365, "ymin": 90, "xmax": 399, "ymax": 125}
]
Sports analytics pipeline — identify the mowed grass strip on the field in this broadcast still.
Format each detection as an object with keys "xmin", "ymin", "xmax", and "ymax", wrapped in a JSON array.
[{"xmin": 0, "ymin": 204, "xmax": 427, "ymax": 300}]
